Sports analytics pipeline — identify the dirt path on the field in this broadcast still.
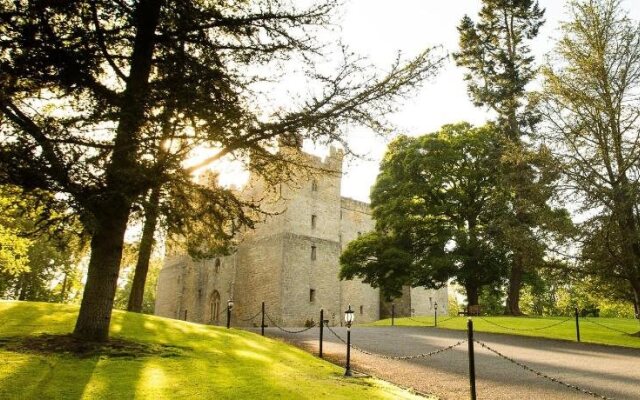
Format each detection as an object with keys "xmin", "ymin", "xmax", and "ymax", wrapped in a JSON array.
[{"xmin": 252, "ymin": 326, "xmax": 640, "ymax": 400}]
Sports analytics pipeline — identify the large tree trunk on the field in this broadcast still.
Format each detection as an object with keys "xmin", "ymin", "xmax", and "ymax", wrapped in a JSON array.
[
  {"xmin": 505, "ymin": 260, "xmax": 524, "ymax": 316},
  {"xmin": 127, "ymin": 186, "xmax": 161, "ymax": 313},
  {"xmin": 466, "ymin": 284, "xmax": 479, "ymax": 306},
  {"xmin": 73, "ymin": 204, "xmax": 130, "ymax": 341},
  {"xmin": 72, "ymin": 0, "xmax": 162, "ymax": 342}
]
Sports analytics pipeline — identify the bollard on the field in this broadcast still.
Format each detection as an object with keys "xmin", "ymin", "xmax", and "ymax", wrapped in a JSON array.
[
  {"xmin": 391, "ymin": 304, "xmax": 395, "ymax": 326},
  {"xmin": 435, "ymin": 307, "xmax": 438, "ymax": 327},
  {"xmin": 261, "ymin": 302, "xmax": 265, "ymax": 336},
  {"xmin": 319, "ymin": 309, "xmax": 324, "ymax": 358},
  {"xmin": 467, "ymin": 319, "xmax": 477, "ymax": 400},
  {"xmin": 226, "ymin": 306, "xmax": 231, "ymax": 329},
  {"xmin": 575, "ymin": 307, "xmax": 580, "ymax": 343}
]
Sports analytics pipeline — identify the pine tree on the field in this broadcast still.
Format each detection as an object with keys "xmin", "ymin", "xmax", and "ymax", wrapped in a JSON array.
[
  {"xmin": 455, "ymin": 0, "xmax": 570, "ymax": 315},
  {"xmin": 0, "ymin": 0, "xmax": 443, "ymax": 341}
]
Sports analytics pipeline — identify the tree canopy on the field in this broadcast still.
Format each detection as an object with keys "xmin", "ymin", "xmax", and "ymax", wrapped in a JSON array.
[
  {"xmin": 340, "ymin": 123, "xmax": 510, "ymax": 305},
  {"xmin": 0, "ymin": 0, "xmax": 443, "ymax": 340},
  {"xmin": 541, "ymin": 0, "xmax": 640, "ymax": 314}
]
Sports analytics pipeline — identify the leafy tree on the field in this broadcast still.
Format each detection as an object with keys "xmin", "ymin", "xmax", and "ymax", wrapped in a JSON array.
[
  {"xmin": 455, "ymin": 0, "xmax": 571, "ymax": 315},
  {"xmin": 540, "ymin": 0, "xmax": 640, "ymax": 319},
  {"xmin": 0, "ymin": 0, "xmax": 443, "ymax": 341},
  {"xmin": 0, "ymin": 185, "xmax": 85, "ymax": 302},
  {"xmin": 340, "ymin": 123, "xmax": 509, "ymax": 305}
]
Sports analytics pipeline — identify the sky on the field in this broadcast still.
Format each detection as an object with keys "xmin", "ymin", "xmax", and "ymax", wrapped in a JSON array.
[{"xmin": 307, "ymin": 0, "xmax": 640, "ymax": 202}]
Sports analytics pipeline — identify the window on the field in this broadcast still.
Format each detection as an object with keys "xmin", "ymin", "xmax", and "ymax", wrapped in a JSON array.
[
  {"xmin": 311, "ymin": 179, "xmax": 318, "ymax": 191},
  {"xmin": 340, "ymin": 210, "xmax": 343, "ymax": 219},
  {"xmin": 311, "ymin": 214, "xmax": 317, "ymax": 229},
  {"xmin": 211, "ymin": 291, "xmax": 221, "ymax": 323},
  {"xmin": 215, "ymin": 258, "xmax": 221, "ymax": 273},
  {"xmin": 429, "ymin": 297, "xmax": 433, "ymax": 309},
  {"xmin": 184, "ymin": 310, "xmax": 188, "ymax": 321},
  {"xmin": 359, "ymin": 305, "xmax": 364, "ymax": 315},
  {"xmin": 311, "ymin": 245, "xmax": 317, "ymax": 260},
  {"xmin": 310, "ymin": 289, "xmax": 316, "ymax": 302}
]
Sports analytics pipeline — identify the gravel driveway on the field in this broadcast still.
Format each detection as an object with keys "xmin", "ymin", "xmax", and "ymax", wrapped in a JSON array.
[{"xmin": 250, "ymin": 325, "xmax": 640, "ymax": 400}]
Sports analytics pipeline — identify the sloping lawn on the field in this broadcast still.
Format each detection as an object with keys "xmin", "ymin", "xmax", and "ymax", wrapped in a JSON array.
[
  {"xmin": 0, "ymin": 301, "xmax": 427, "ymax": 400},
  {"xmin": 369, "ymin": 315, "xmax": 640, "ymax": 348}
]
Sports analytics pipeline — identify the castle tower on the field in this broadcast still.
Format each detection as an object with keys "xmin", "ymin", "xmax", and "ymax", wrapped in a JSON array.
[{"xmin": 155, "ymin": 145, "xmax": 446, "ymax": 326}]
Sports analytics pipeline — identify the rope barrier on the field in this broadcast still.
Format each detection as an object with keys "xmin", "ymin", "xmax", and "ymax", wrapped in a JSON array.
[
  {"xmin": 402, "ymin": 315, "xmax": 459, "ymax": 326},
  {"xmin": 582, "ymin": 318, "xmax": 636, "ymax": 335},
  {"xmin": 477, "ymin": 316, "xmax": 572, "ymax": 332},
  {"xmin": 237, "ymin": 310, "xmax": 262, "ymax": 322},
  {"xmin": 265, "ymin": 314, "xmax": 316, "ymax": 334},
  {"xmin": 474, "ymin": 340, "xmax": 613, "ymax": 400},
  {"xmin": 323, "ymin": 323, "xmax": 466, "ymax": 360},
  {"xmin": 406, "ymin": 317, "xmax": 433, "ymax": 326}
]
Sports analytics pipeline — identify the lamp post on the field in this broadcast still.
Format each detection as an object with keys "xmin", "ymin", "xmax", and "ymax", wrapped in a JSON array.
[
  {"xmin": 344, "ymin": 304, "xmax": 355, "ymax": 377},
  {"xmin": 226, "ymin": 299, "xmax": 234, "ymax": 329},
  {"xmin": 434, "ymin": 301, "xmax": 438, "ymax": 327}
]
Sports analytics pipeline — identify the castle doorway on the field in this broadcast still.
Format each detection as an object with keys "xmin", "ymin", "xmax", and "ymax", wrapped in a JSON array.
[{"xmin": 210, "ymin": 291, "xmax": 221, "ymax": 324}]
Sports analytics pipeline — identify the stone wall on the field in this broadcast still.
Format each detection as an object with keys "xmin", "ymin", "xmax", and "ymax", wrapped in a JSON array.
[{"xmin": 155, "ymin": 145, "xmax": 446, "ymax": 327}]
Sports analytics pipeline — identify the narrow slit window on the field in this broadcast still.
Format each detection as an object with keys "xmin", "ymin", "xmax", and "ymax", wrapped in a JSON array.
[
  {"xmin": 311, "ymin": 245, "xmax": 317, "ymax": 260},
  {"xmin": 359, "ymin": 305, "xmax": 364, "ymax": 315},
  {"xmin": 310, "ymin": 289, "xmax": 316, "ymax": 303},
  {"xmin": 311, "ymin": 214, "xmax": 317, "ymax": 229},
  {"xmin": 311, "ymin": 179, "xmax": 318, "ymax": 192},
  {"xmin": 215, "ymin": 258, "xmax": 221, "ymax": 273}
]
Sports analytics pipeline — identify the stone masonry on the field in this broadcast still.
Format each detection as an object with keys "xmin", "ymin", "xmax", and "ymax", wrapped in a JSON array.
[{"xmin": 155, "ymin": 146, "xmax": 448, "ymax": 326}]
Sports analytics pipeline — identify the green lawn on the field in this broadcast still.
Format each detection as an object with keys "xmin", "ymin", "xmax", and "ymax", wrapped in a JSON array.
[
  {"xmin": 369, "ymin": 315, "xmax": 640, "ymax": 348},
  {"xmin": 0, "ymin": 301, "xmax": 427, "ymax": 400}
]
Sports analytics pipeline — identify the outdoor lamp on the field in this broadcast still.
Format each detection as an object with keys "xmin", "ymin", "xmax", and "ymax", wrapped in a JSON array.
[
  {"xmin": 344, "ymin": 304, "xmax": 355, "ymax": 328},
  {"xmin": 226, "ymin": 299, "xmax": 234, "ymax": 329},
  {"xmin": 344, "ymin": 304, "xmax": 355, "ymax": 377}
]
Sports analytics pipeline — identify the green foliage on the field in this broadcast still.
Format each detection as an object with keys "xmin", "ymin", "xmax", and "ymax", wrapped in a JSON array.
[
  {"xmin": 340, "ymin": 123, "xmax": 509, "ymax": 302},
  {"xmin": 0, "ymin": 225, "xmax": 30, "ymax": 276},
  {"xmin": 447, "ymin": 292, "xmax": 461, "ymax": 316},
  {"xmin": 0, "ymin": 186, "xmax": 85, "ymax": 302},
  {"xmin": 540, "ymin": 0, "xmax": 640, "ymax": 306},
  {"xmin": 454, "ymin": 0, "xmax": 574, "ymax": 315},
  {"xmin": 454, "ymin": 0, "xmax": 544, "ymax": 137},
  {"xmin": 0, "ymin": 301, "xmax": 425, "ymax": 400}
]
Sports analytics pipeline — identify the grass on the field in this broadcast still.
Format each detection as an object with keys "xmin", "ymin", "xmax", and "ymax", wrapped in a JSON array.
[
  {"xmin": 368, "ymin": 314, "xmax": 640, "ymax": 348},
  {"xmin": 0, "ymin": 301, "xmax": 428, "ymax": 400}
]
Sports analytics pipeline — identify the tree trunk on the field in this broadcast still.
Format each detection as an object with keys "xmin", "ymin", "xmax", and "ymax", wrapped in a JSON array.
[
  {"xmin": 73, "ymin": 203, "xmax": 130, "ymax": 342},
  {"xmin": 631, "ymin": 279, "xmax": 640, "ymax": 320},
  {"xmin": 466, "ymin": 284, "xmax": 479, "ymax": 306},
  {"xmin": 127, "ymin": 186, "xmax": 161, "ymax": 313},
  {"xmin": 505, "ymin": 261, "xmax": 524, "ymax": 315},
  {"xmin": 72, "ymin": 0, "xmax": 162, "ymax": 342},
  {"xmin": 60, "ymin": 272, "xmax": 68, "ymax": 302},
  {"xmin": 17, "ymin": 273, "xmax": 27, "ymax": 300}
]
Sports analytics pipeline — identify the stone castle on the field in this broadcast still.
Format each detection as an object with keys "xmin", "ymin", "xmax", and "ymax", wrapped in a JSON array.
[{"xmin": 154, "ymin": 146, "xmax": 448, "ymax": 326}]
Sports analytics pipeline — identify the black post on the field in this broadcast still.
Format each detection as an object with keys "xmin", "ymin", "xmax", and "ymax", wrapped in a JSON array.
[
  {"xmin": 345, "ymin": 328, "xmax": 352, "ymax": 376},
  {"xmin": 575, "ymin": 307, "xmax": 580, "ymax": 343},
  {"xmin": 467, "ymin": 319, "xmax": 477, "ymax": 400},
  {"xmin": 261, "ymin": 301, "xmax": 265, "ymax": 336},
  {"xmin": 319, "ymin": 309, "xmax": 324, "ymax": 358},
  {"xmin": 391, "ymin": 304, "xmax": 395, "ymax": 326},
  {"xmin": 435, "ymin": 307, "xmax": 438, "ymax": 327},
  {"xmin": 226, "ymin": 306, "xmax": 231, "ymax": 329}
]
